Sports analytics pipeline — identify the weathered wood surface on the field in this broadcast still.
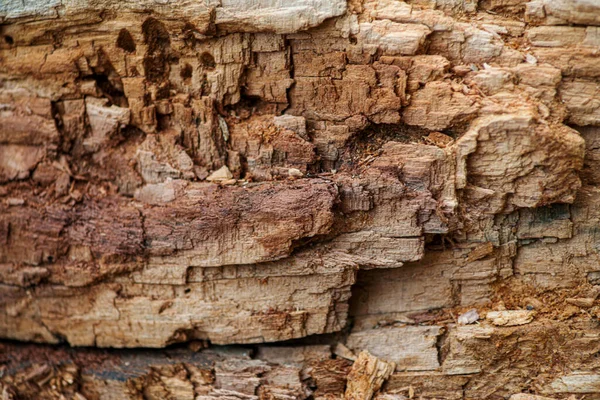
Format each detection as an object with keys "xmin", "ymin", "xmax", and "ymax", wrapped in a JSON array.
[{"xmin": 1, "ymin": 0, "xmax": 600, "ymax": 397}]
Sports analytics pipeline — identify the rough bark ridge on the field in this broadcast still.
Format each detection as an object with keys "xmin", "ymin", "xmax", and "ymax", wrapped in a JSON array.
[{"xmin": 1, "ymin": 0, "xmax": 600, "ymax": 398}]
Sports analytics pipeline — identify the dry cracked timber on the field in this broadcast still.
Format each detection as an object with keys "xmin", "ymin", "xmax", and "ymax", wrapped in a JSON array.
[{"xmin": 1, "ymin": 0, "xmax": 600, "ymax": 399}]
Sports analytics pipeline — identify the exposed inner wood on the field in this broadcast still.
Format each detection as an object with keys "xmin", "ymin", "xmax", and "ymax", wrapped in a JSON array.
[{"xmin": 1, "ymin": 0, "xmax": 600, "ymax": 398}]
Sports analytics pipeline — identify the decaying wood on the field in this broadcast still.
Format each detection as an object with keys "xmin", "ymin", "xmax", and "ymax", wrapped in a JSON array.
[
  {"xmin": 1, "ymin": 0, "xmax": 600, "ymax": 398},
  {"xmin": 345, "ymin": 351, "xmax": 395, "ymax": 400}
]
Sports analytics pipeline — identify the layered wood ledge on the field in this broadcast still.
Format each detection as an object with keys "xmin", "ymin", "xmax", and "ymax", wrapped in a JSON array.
[{"xmin": 1, "ymin": 0, "xmax": 600, "ymax": 398}]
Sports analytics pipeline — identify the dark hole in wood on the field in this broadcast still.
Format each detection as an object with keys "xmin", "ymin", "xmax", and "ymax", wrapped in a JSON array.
[{"xmin": 116, "ymin": 28, "xmax": 136, "ymax": 53}]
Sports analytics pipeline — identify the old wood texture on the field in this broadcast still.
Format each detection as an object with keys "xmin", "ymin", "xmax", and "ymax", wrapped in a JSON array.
[{"xmin": 1, "ymin": 0, "xmax": 600, "ymax": 398}]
